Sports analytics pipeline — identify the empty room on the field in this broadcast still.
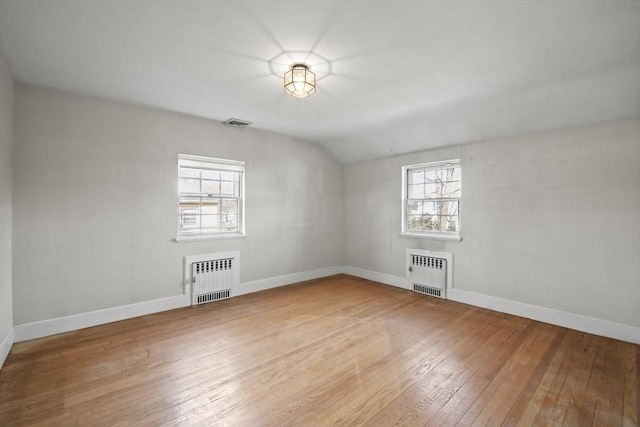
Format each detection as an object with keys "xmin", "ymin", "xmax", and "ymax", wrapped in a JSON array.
[{"xmin": 0, "ymin": 1, "xmax": 639, "ymax": 425}]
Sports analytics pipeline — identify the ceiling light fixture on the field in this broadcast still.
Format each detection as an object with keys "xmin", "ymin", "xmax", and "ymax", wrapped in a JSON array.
[{"xmin": 284, "ymin": 64, "xmax": 316, "ymax": 99}]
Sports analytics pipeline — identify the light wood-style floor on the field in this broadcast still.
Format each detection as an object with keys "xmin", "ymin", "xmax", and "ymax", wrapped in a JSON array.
[{"xmin": 1, "ymin": 275, "xmax": 637, "ymax": 426}]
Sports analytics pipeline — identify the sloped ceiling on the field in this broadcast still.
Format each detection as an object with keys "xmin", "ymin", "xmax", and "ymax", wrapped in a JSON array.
[{"xmin": 1, "ymin": 0, "xmax": 638, "ymax": 163}]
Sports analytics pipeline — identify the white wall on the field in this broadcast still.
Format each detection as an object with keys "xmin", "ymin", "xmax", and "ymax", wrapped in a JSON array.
[
  {"xmin": 13, "ymin": 84, "xmax": 343, "ymax": 325},
  {"xmin": 344, "ymin": 118, "xmax": 640, "ymax": 329},
  {"xmin": 0, "ymin": 52, "xmax": 14, "ymax": 364}
]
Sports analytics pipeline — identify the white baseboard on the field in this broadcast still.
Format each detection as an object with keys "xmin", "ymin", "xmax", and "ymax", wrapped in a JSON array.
[
  {"xmin": 238, "ymin": 266, "xmax": 344, "ymax": 296},
  {"xmin": 12, "ymin": 265, "xmax": 637, "ymax": 346},
  {"xmin": 343, "ymin": 266, "xmax": 640, "ymax": 345},
  {"xmin": 13, "ymin": 295, "xmax": 190, "ymax": 343},
  {"xmin": 12, "ymin": 266, "xmax": 344, "ymax": 343},
  {"xmin": 342, "ymin": 266, "xmax": 409, "ymax": 290},
  {"xmin": 1, "ymin": 327, "xmax": 14, "ymax": 369},
  {"xmin": 446, "ymin": 288, "xmax": 640, "ymax": 345}
]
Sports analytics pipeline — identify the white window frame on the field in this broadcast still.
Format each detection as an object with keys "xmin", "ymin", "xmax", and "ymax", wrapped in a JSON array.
[
  {"xmin": 400, "ymin": 159, "xmax": 461, "ymax": 241},
  {"xmin": 175, "ymin": 154, "xmax": 246, "ymax": 242}
]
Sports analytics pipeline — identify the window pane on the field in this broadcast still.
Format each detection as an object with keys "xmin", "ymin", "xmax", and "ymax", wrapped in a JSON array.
[
  {"xmin": 220, "ymin": 181, "xmax": 236, "ymax": 196},
  {"xmin": 424, "ymin": 182, "xmax": 439, "ymax": 199},
  {"xmin": 440, "ymin": 200, "xmax": 459, "ymax": 216},
  {"xmin": 441, "ymin": 181, "xmax": 460, "ymax": 198},
  {"xmin": 407, "ymin": 201, "xmax": 423, "ymax": 216},
  {"xmin": 220, "ymin": 171, "xmax": 237, "ymax": 182},
  {"xmin": 201, "ymin": 214, "xmax": 219, "ymax": 228},
  {"xmin": 408, "ymin": 184, "xmax": 424, "ymax": 199},
  {"xmin": 179, "ymin": 178, "xmax": 200, "ymax": 194},
  {"xmin": 221, "ymin": 199, "xmax": 238, "ymax": 215},
  {"xmin": 442, "ymin": 215, "xmax": 459, "ymax": 232},
  {"xmin": 427, "ymin": 217, "xmax": 441, "ymax": 231},
  {"xmin": 408, "ymin": 170, "xmax": 424, "ymax": 184},
  {"xmin": 221, "ymin": 214, "xmax": 238, "ymax": 231},
  {"xmin": 201, "ymin": 199, "xmax": 220, "ymax": 214},
  {"xmin": 180, "ymin": 167, "xmax": 200, "ymax": 178},
  {"xmin": 448, "ymin": 167, "xmax": 461, "ymax": 182},
  {"xmin": 408, "ymin": 214, "xmax": 439, "ymax": 231},
  {"xmin": 424, "ymin": 169, "xmax": 439, "ymax": 184},
  {"xmin": 407, "ymin": 215, "xmax": 422, "ymax": 231},
  {"xmin": 201, "ymin": 170, "xmax": 220, "ymax": 180},
  {"xmin": 201, "ymin": 179, "xmax": 220, "ymax": 195},
  {"xmin": 423, "ymin": 201, "xmax": 439, "ymax": 216}
]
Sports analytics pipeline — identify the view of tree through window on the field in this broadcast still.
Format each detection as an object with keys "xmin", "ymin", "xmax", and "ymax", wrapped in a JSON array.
[
  {"xmin": 178, "ymin": 155, "xmax": 244, "ymax": 237},
  {"xmin": 404, "ymin": 161, "xmax": 460, "ymax": 235}
]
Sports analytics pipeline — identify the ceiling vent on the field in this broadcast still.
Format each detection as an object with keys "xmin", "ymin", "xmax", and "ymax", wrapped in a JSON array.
[{"xmin": 223, "ymin": 118, "xmax": 252, "ymax": 127}]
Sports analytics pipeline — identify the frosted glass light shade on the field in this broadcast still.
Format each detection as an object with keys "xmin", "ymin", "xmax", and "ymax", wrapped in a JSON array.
[{"xmin": 284, "ymin": 64, "xmax": 316, "ymax": 98}]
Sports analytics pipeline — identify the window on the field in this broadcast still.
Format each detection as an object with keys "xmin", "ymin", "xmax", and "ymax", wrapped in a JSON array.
[
  {"xmin": 178, "ymin": 154, "xmax": 245, "ymax": 238},
  {"xmin": 402, "ymin": 160, "xmax": 461, "ymax": 239}
]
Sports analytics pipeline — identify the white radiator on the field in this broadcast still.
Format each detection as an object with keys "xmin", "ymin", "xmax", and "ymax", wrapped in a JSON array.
[
  {"xmin": 407, "ymin": 249, "xmax": 447, "ymax": 299},
  {"xmin": 188, "ymin": 252, "xmax": 239, "ymax": 305}
]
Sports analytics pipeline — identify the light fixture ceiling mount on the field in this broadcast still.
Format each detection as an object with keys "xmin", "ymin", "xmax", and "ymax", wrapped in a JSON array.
[{"xmin": 284, "ymin": 63, "xmax": 316, "ymax": 99}]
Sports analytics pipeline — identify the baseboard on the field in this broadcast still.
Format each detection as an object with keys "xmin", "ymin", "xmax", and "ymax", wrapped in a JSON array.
[
  {"xmin": 13, "ymin": 295, "xmax": 190, "ymax": 343},
  {"xmin": 446, "ymin": 288, "xmax": 640, "ymax": 345},
  {"xmin": 343, "ymin": 266, "xmax": 640, "ymax": 345},
  {"xmin": 14, "ymin": 265, "xmax": 636, "ymax": 345},
  {"xmin": 0, "ymin": 327, "xmax": 14, "ymax": 369},
  {"xmin": 12, "ymin": 266, "xmax": 344, "ymax": 343},
  {"xmin": 342, "ymin": 266, "xmax": 409, "ymax": 290},
  {"xmin": 238, "ymin": 266, "xmax": 344, "ymax": 296}
]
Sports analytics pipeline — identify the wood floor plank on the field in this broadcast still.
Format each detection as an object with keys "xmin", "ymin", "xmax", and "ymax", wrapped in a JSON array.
[
  {"xmin": 620, "ymin": 340, "xmax": 639, "ymax": 427},
  {"xmin": 561, "ymin": 332, "xmax": 606, "ymax": 427},
  {"xmin": 499, "ymin": 323, "xmax": 566, "ymax": 426},
  {"xmin": 0, "ymin": 274, "xmax": 637, "ymax": 426},
  {"xmin": 457, "ymin": 321, "xmax": 557, "ymax": 426}
]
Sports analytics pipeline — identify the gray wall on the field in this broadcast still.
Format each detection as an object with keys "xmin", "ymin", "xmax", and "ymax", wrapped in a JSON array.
[
  {"xmin": 13, "ymin": 84, "xmax": 343, "ymax": 324},
  {"xmin": 0, "ymin": 53, "xmax": 14, "ymax": 346},
  {"xmin": 344, "ymin": 118, "xmax": 640, "ymax": 327},
  {"xmin": 7, "ymin": 81, "xmax": 640, "ymax": 333}
]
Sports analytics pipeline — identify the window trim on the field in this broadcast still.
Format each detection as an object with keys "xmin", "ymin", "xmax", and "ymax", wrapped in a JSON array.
[
  {"xmin": 400, "ymin": 159, "xmax": 462, "ymax": 241},
  {"xmin": 176, "ymin": 154, "xmax": 246, "ymax": 241}
]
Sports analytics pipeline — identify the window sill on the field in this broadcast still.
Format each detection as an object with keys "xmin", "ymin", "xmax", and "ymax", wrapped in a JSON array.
[
  {"xmin": 174, "ymin": 233, "xmax": 248, "ymax": 243},
  {"xmin": 399, "ymin": 232, "xmax": 462, "ymax": 242}
]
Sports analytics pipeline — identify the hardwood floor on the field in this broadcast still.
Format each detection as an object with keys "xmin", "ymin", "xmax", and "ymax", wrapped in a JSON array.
[{"xmin": 1, "ymin": 274, "xmax": 637, "ymax": 426}]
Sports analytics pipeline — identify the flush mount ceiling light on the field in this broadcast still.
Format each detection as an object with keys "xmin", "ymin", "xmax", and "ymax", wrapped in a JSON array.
[{"xmin": 284, "ymin": 64, "xmax": 316, "ymax": 99}]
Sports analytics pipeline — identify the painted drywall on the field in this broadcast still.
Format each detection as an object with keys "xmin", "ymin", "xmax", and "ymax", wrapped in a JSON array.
[
  {"xmin": 0, "ymin": 52, "xmax": 14, "ymax": 358},
  {"xmin": 13, "ymin": 84, "xmax": 343, "ymax": 324},
  {"xmin": 344, "ymin": 118, "xmax": 640, "ymax": 328}
]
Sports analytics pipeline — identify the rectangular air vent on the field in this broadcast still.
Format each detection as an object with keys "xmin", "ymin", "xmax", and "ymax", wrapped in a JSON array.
[
  {"xmin": 413, "ymin": 283, "xmax": 442, "ymax": 298},
  {"xmin": 197, "ymin": 289, "xmax": 231, "ymax": 304}
]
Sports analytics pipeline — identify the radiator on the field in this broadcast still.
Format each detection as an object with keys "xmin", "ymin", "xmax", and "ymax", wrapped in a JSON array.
[
  {"xmin": 407, "ymin": 250, "xmax": 447, "ymax": 299},
  {"xmin": 190, "ymin": 254, "xmax": 239, "ymax": 305}
]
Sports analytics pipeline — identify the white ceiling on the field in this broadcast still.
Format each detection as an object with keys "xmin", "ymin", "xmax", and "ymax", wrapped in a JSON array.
[{"xmin": 1, "ymin": 0, "xmax": 638, "ymax": 163}]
